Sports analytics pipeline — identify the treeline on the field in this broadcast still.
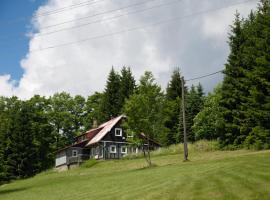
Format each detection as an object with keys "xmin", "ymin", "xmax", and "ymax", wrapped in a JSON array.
[
  {"xmin": 193, "ymin": 1, "xmax": 270, "ymax": 150},
  {"xmin": 0, "ymin": 66, "xmax": 204, "ymax": 182},
  {"xmin": 1, "ymin": 0, "xmax": 270, "ymax": 183}
]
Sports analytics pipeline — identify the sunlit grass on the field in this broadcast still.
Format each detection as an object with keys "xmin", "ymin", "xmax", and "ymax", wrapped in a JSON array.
[{"xmin": 0, "ymin": 142, "xmax": 269, "ymax": 200}]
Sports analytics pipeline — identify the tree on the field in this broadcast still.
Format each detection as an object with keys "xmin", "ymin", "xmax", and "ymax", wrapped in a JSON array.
[
  {"xmin": 192, "ymin": 85, "xmax": 223, "ymax": 140},
  {"xmin": 123, "ymin": 71, "xmax": 168, "ymax": 166},
  {"xmin": 219, "ymin": 12, "xmax": 248, "ymax": 147},
  {"xmin": 166, "ymin": 68, "xmax": 182, "ymax": 100},
  {"xmin": 28, "ymin": 95, "xmax": 56, "ymax": 171},
  {"xmin": 101, "ymin": 67, "xmax": 122, "ymax": 120},
  {"xmin": 165, "ymin": 68, "xmax": 184, "ymax": 145},
  {"xmin": 119, "ymin": 66, "xmax": 136, "ymax": 106},
  {"xmin": 49, "ymin": 92, "xmax": 75, "ymax": 147},
  {"xmin": 5, "ymin": 100, "xmax": 37, "ymax": 178},
  {"xmin": 84, "ymin": 92, "xmax": 105, "ymax": 129},
  {"xmin": 185, "ymin": 84, "xmax": 205, "ymax": 142},
  {"xmin": 219, "ymin": 2, "xmax": 270, "ymax": 149}
]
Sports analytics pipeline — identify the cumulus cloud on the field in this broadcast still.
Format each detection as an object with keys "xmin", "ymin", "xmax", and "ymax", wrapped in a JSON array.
[{"xmin": 0, "ymin": 0, "xmax": 257, "ymax": 98}]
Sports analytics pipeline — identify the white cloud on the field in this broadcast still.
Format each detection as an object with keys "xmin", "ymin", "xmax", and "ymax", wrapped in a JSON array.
[
  {"xmin": 0, "ymin": 0, "xmax": 258, "ymax": 98},
  {"xmin": 0, "ymin": 75, "xmax": 16, "ymax": 97}
]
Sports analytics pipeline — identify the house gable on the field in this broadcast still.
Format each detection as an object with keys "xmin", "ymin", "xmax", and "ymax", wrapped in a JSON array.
[{"xmin": 101, "ymin": 119, "xmax": 127, "ymax": 143}]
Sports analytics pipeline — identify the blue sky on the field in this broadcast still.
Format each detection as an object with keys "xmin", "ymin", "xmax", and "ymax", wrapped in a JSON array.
[{"xmin": 0, "ymin": 0, "xmax": 46, "ymax": 81}]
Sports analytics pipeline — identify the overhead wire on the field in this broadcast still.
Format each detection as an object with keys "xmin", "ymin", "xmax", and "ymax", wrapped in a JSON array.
[
  {"xmin": 0, "ymin": 0, "xmax": 106, "ymax": 26},
  {"xmin": 30, "ymin": 0, "xmax": 255, "ymax": 53},
  {"xmin": 185, "ymin": 70, "xmax": 223, "ymax": 82},
  {"xmin": 35, "ymin": 0, "xmax": 180, "ymax": 37},
  {"xmin": 34, "ymin": 0, "xmax": 104, "ymax": 17},
  {"xmin": 41, "ymin": 0, "xmax": 160, "ymax": 29}
]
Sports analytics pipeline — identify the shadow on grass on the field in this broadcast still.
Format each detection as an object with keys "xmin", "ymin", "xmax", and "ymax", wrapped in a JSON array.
[{"xmin": 0, "ymin": 187, "xmax": 29, "ymax": 195}]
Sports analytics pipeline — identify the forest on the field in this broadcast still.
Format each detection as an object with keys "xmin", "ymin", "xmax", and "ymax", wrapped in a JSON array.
[{"xmin": 0, "ymin": 0, "xmax": 269, "ymax": 184}]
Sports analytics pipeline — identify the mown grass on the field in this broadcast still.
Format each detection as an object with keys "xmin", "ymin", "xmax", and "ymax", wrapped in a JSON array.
[{"xmin": 0, "ymin": 142, "xmax": 269, "ymax": 200}]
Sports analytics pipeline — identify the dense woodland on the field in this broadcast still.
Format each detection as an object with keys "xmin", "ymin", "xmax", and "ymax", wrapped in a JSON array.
[{"xmin": 0, "ymin": 1, "xmax": 270, "ymax": 183}]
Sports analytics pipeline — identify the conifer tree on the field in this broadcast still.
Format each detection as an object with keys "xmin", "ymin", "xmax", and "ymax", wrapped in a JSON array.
[
  {"xmin": 101, "ymin": 67, "xmax": 122, "ymax": 120},
  {"xmin": 165, "ymin": 68, "xmax": 183, "ymax": 145},
  {"xmin": 119, "ymin": 66, "xmax": 136, "ymax": 106}
]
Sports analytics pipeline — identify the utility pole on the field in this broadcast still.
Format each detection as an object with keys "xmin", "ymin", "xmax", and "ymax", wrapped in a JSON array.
[{"xmin": 181, "ymin": 76, "xmax": 188, "ymax": 161}]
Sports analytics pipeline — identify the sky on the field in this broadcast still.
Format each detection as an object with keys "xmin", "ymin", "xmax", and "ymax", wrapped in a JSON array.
[{"xmin": 0, "ymin": 0, "xmax": 258, "ymax": 99}]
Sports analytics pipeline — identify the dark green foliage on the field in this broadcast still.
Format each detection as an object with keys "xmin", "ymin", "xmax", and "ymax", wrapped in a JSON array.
[
  {"xmin": 166, "ymin": 68, "xmax": 182, "ymax": 101},
  {"xmin": 101, "ymin": 66, "xmax": 136, "ymax": 121},
  {"xmin": 84, "ymin": 92, "xmax": 105, "ymax": 130},
  {"xmin": 119, "ymin": 66, "xmax": 136, "ymax": 105},
  {"xmin": 186, "ymin": 84, "xmax": 205, "ymax": 142},
  {"xmin": 192, "ymin": 85, "xmax": 223, "ymax": 140},
  {"xmin": 123, "ymin": 71, "xmax": 168, "ymax": 145},
  {"xmin": 123, "ymin": 71, "xmax": 168, "ymax": 165},
  {"xmin": 164, "ymin": 68, "xmax": 183, "ymax": 145},
  {"xmin": 101, "ymin": 67, "xmax": 122, "ymax": 120},
  {"xmin": 220, "ymin": 1, "xmax": 270, "ymax": 149}
]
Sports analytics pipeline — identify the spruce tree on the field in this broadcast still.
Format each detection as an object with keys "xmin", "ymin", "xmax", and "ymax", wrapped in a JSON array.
[
  {"xmin": 165, "ymin": 68, "xmax": 183, "ymax": 145},
  {"xmin": 102, "ymin": 67, "xmax": 122, "ymax": 120},
  {"xmin": 119, "ymin": 66, "xmax": 136, "ymax": 106},
  {"xmin": 219, "ymin": 12, "xmax": 248, "ymax": 147}
]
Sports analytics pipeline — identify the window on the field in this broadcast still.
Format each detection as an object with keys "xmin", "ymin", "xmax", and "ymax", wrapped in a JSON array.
[
  {"xmin": 115, "ymin": 128, "xmax": 122, "ymax": 136},
  {"xmin": 121, "ymin": 146, "xmax": 127, "ymax": 154},
  {"xmin": 110, "ymin": 145, "xmax": 117, "ymax": 153},
  {"xmin": 72, "ymin": 150, "xmax": 78, "ymax": 157}
]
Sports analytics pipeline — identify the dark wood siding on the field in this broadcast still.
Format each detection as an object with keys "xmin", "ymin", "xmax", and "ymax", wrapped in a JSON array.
[{"xmin": 102, "ymin": 120, "xmax": 127, "ymax": 143}]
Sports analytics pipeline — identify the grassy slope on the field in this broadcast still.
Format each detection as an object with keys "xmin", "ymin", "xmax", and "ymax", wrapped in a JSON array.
[{"xmin": 0, "ymin": 147, "xmax": 270, "ymax": 200}]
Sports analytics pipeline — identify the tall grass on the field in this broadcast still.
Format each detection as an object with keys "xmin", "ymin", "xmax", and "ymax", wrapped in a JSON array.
[{"xmin": 124, "ymin": 140, "xmax": 219, "ymax": 159}]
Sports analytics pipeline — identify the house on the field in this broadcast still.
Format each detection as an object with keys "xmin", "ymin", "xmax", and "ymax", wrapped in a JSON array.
[{"xmin": 55, "ymin": 115, "xmax": 160, "ymax": 170}]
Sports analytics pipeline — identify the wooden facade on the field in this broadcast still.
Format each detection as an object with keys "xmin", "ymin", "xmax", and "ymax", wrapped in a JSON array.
[{"xmin": 55, "ymin": 115, "xmax": 160, "ymax": 169}]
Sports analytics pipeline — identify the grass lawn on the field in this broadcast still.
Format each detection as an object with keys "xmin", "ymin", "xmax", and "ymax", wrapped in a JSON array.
[{"xmin": 0, "ymin": 146, "xmax": 270, "ymax": 200}]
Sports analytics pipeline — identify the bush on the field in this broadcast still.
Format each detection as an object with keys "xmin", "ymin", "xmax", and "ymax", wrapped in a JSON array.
[{"xmin": 244, "ymin": 126, "xmax": 270, "ymax": 150}]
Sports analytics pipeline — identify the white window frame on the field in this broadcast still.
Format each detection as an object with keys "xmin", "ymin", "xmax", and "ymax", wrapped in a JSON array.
[
  {"xmin": 115, "ymin": 128, "xmax": 122, "ymax": 137},
  {"xmin": 110, "ymin": 145, "xmax": 117, "ymax": 153},
  {"xmin": 121, "ymin": 146, "xmax": 127, "ymax": 154},
  {"xmin": 72, "ymin": 150, "xmax": 78, "ymax": 157}
]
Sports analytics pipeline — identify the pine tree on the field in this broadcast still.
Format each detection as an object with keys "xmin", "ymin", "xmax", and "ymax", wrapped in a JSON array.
[
  {"xmin": 242, "ymin": 0, "xmax": 270, "ymax": 149},
  {"xmin": 219, "ymin": 12, "xmax": 248, "ymax": 147},
  {"xmin": 119, "ymin": 66, "xmax": 136, "ymax": 106},
  {"xmin": 101, "ymin": 67, "xmax": 122, "ymax": 120},
  {"xmin": 220, "ymin": 1, "xmax": 270, "ymax": 149},
  {"xmin": 165, "ymin": 68, "xmax": 183, "ymax": 145},
  {"xmin": 166, "ymin": 68, "xmax": 182, "ymax": 100}
]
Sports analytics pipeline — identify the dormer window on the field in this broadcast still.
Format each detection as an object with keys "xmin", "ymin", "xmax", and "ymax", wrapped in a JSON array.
[{"xmin": 115, "ymin": 128, "xmax": 122, "ymax": 137}]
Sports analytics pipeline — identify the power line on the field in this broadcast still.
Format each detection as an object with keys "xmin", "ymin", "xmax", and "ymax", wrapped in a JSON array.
[
  {"xmin": 34, "ymin": 0, "xmax": 105, "ymax": 18},
  {"xmin": 35, "ymin": 0, "xmax": 180, "ymax": 37},
  {"xmin": 0, "ymin": 0, "xmax": 105, "ymax": 26},
  {"xmin": 41, "ymin": 0, "xmax": 160, "ymax": 30},
  {"xmin": 30, "ymin": 0, "xmax": 255, "ymax": 53},
  {"xmin": 186, "ymin": 70, "xmax": 223, "ymax": 82}
]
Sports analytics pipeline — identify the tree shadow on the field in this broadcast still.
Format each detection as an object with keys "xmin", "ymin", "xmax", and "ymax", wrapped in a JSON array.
[{"xmin": 0, "ymin": 187, "xmax": 28, "ymax": 195}]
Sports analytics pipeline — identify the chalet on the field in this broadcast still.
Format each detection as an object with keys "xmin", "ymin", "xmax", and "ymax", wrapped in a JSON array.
[{"xmin": 55, "ymin": 115, "xmax": 160, "ymax": 170}]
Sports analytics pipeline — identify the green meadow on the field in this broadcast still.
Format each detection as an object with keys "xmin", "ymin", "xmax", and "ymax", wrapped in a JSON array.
[{"xmin": 1, "ymin": 142, "xmax": 270, "ymax": 200}]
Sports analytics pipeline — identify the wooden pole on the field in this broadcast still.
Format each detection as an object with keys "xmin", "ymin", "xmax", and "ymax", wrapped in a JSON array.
[{"xmin": 181, "ymin": 76, "xmax": 188, "ymax": 161}]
